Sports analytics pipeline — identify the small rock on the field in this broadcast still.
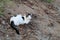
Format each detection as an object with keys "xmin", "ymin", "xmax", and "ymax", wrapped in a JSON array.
[{"xmin": 2, "ymin": 20, "xmax": 5, "ymax": 25}]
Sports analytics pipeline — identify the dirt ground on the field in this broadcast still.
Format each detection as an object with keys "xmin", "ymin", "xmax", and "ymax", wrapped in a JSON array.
[{"xmin": 0, "ymin": 0, "xmax": 60, "ymax": 40}]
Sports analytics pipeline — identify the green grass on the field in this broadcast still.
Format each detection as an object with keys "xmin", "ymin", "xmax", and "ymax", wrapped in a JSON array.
[
  {"xmin": 0, "ymin": 0, "xmax": 4, "ymax": 16},
  {"xmin": 41, "ymin": 0, "xmax": 53, "ymax": 3},
  {"xmin": 46, "ymin": 0, "xmax": 52, "ymax": 3},
  {"xmin": 0, "ymin": 0, "xmax": 12, "ymax": 16}
]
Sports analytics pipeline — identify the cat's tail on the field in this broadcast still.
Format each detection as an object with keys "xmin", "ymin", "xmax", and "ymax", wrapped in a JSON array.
[{"xmin": 10, "ymin": 21, "xmax": 20, "ymax": 35}]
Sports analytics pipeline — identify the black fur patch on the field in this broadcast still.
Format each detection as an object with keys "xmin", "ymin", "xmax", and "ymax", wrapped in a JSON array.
[
  {"xmin": 10, "ymin": 21, "xmax": 20, "ymax": 35},
  {"xmin": 22, "ymin": 16, "xmax": 24, "ymax": 20},
  {"xmin": 26, "ymin": 13, "xmax": 31, "ymax": 17}
]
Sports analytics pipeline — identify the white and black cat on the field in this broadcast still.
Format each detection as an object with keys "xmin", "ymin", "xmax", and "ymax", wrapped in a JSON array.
[{"xmin": 10, "ymin": 13, "xmax": 32, "ymax": 35}]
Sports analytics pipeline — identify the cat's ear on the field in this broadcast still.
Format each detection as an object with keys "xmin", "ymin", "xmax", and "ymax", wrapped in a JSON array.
[{"xmin": 26, "ymin": 13, "xmax": 32, "ymax": 17}]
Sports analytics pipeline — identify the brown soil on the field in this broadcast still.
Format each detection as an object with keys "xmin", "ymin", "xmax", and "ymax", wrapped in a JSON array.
[{"xmin": 0, "ymin": 0, "xmax": 60, "ymax": 40}]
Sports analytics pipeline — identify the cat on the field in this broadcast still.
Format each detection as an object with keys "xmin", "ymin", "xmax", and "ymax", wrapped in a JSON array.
[{"xmin": 10, "ymin": 13, "xmax": 32, "ymax": 35}]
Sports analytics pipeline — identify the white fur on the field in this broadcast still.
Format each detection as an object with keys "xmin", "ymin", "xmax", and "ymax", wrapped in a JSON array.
[
  {"xmin": 23, "ymin": 15, "xmax": 32, "ymax": 24},
  {"xmin": 10, "ymin": 14, "xmax": 32, "ymax": 26}
]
